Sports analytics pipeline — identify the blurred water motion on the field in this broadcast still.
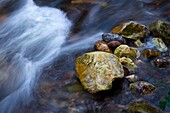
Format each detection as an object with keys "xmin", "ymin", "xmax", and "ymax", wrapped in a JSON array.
[
  {"xmin": 0, "ymin": 0, "xmax": 71, "ymax": 112},
  {"xmin": 0, "ymin": 0, "xmax": 169, "ymax": 113}
]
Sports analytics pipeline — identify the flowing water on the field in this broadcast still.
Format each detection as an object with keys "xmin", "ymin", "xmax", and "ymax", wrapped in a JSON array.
[
  {"xmin": 0, "ymin": 0, "xmax": 170, "ymax": 113},
  {"xmin": 0, "ymin": 0, "xmax": 71, "ymax": 112}
]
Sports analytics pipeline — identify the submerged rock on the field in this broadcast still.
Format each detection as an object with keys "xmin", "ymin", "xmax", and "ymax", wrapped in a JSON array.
[
  {"xmin": 94, "ymin": 40, "xmax": 112, "ymax": 53},
  {"xmin": 111, "ymin": 21, "xmax": 147, "ymax": 40},
  {"xmin": 76, "ymin": 52, "xmax": 124, "ymax": 93},
  {"xmin": 125, "ymin": 74, "xmax": 138, "ymax": 82},
  {"xmin": 119, "ymin": 57, "xmax": 137, "ymax": 74},
  {"xmin": 142, "ymin": 49, "xmax": 160, "ymax": 58},
  {"xmin": 130, "ymin": 81, "xmax": 156, "ymax": 95},
  {"xmin": 152, "ymin": 57, "xmax": 170, "ymax": 68},
  {"xmin": 128, "ymin": 101, "xmax": 164, "ymax": 113},
  {"xmin": 114, "ymin": 45, "xmax": 140, "ymax": 59},
  {"xmin": 102, "ymin": 33, "xmax": 126, "ymax": 43},
  {"xmin": 149, "ymin": 20, "xmax": 170, "ymax": 44},
  {"xmin": 152, "ymin": 38, "xmax": 168, "ymax": 52}
]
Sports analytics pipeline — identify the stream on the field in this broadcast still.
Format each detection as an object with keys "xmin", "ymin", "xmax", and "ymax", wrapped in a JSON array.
[{"xmin": 0, "ymin": 0, "xmax": 170, "ymax": 113}]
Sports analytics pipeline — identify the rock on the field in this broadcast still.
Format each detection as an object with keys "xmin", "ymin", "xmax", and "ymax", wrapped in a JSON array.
[
  {"xmin": 76, "ymin": 52, "xmax": 124, "ymax": 93},
  {"xmin": 114, "ymin": 45, "xmax": 140, "ymax": 59},
  {"xmin": 152, "ymin": 57, "xmax": 169, "ymax": 68},
  {"xmin": 134, "ymin": 39, "xmax": 143, "ymax": 47},
  {"xmin": 142, "ymin": 49, "xmax": 161, "ymax": 58},
  {"xmin": 119, "ymin": 57, "xmax": 137, "ymax": 74},
  {"xmin": 111, "ymin": 21, "xmax": 147, "ymax": 40},
  {"xmin": 94, "ymin": 40, "xmax": 112, "ymax": 53},
  {"xmin": 66, "ymin": 83, "xmax": 84, "ymax": 92},
  {"xmin": 130, "ymin": 81, "xmax": 156, "ymax": 95},
  {"xmin": 128, "ymin": 101, "xmax": 164, "ymax": 113},
  {"xmin": 149, "ymin": 20, "xmax": 170, "ymax": 44},
  {"xmin": 152, "ymin": 38, "xmax": 168, "ymax": 52},
  {"xmin": 125, "ymin": 75, "xmax": 138, "ymax": 82},
  {"xmin": 102, "ymin": 33, "xmax": 126, "ymax": 43},
  {"xmin": 108, "ymin": 41, "xmax": 121, "ymax": 49}
]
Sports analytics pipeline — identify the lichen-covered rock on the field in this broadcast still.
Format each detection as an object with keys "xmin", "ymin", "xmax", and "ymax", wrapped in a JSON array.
[
  {"xmin": 111, "ymin": 21, "xmax": 147, "ymax": 40},
  {"xmin": 142, "ymin": 49, "xmax": 160, "ymax": 58},
  {"xmin": 119, "ymin": 57, "xmax": 137, "ymax": 73},
  {"xmin": 76, "ymin": 52, "xmax": 124, "ymax": 93},
  {"xmin": 149, "ymin": 20, "xmax": 170, "ymax": 44},
  {"xmin": 128, "ymin": 101, "xmax": 164, "ymax": 113},
  {"xmin": 130, "ymin": 81, "xmax": 156, "ymax": 95},
  {"xmin": 152, "ymin": 38, "xmax": 168, "ymax": 52},
  {"xmin": 152, "ymin": 57, "xmax": 169, "ymax": 68},
  {"xmin": 94, "ymin": 40, "xmax": 112, "ymax": 53},
  {"xmin": 114, "ymin": 45, "xmax": 140, "ymax": 59},
  {"xmin": 102, "ymin": 33, "xmax": 126, "ymax": 43},
  {"xmin": 108, "ymin": 41, "xmax": 121, "ymax": 48},
  {"xmin": 126, "ymin": 75, "xmax": 138, "ymax": 82}
]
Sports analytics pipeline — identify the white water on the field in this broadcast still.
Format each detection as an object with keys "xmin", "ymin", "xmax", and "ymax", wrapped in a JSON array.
[{"xmin": 0, "ymin": 0, "xmax": 71, "ymax": 112}]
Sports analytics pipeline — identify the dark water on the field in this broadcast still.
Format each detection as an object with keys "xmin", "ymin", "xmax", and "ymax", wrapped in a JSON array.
[{"xmin": 0, "ymin": 0, "xmax": 170, "ymax": 113}]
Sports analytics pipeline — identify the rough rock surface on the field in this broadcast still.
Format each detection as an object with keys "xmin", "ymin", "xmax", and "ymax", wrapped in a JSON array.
[
  {"xmin": 152, "ymin": 38, "xmax": 168, "ymax": 52},
  {"xmin": 94, "ymin": 40, "xmax": 112, "ymax": 53},
  {"xmin": 149, "ymin": 20, "xmax": 170, "ymax": 44},
  {"xmin": 130, "ymin": 81, "xmax": 156, "ymax": 95},
  {"xmin": 119, "ymin": 57, "xmax": 137, "ymax": 73},
  {"xmin": 76, "ymin": 51, "xmax": 124, "ymax": 93},
  {"xmin": 114, "ymin": 45, "xmax": 140, "ymax": 59},
  {"xmin": 111, "ymin": 21, "xmax": 147, "ymax": 40}
]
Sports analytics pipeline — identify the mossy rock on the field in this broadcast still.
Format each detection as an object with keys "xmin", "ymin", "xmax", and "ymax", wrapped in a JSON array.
[
  {"xmin": 114, "ymin": 45, "xmax": 140, "ymax": 59},
  {"xmin": 149, "ymin": 20, "xmax": 170, "ymax": 44},
  {"xmin": 119, "ymin": 57, "xmax": 137, "ymax": 74},
  {"xmin": 112, "ymin": 21, "xmax": 147, "ymax": 40}
]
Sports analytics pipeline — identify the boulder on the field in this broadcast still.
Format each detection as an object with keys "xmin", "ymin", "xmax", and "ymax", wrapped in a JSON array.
[
  {"xmin": 114, "ymin": 45, "xmax": 140, "ymax": 59},
  {"xmin": 94, "ymin": 40, "xmax": 112, "ymax": 53},
  {"xmin": 76, "ymin": 52, "xmax": 124, "ymax": 93},
  {"xmin": 111, "ymin": 21, "xmax": 147, "ymax": 40},
  {"xmin": 149, "ymin": 20, "xmax": 170, "ymax": 44},
  {"xmin": 119, "ymin": 57, "xmax": 137, "ymax": 74},
  {"xmin": 130, "ymin": 81, "xmax": 156, "ymax": 95},
  {"xmin": 152, "ymin": 38, "xmax": 168, "ymax": 52}
]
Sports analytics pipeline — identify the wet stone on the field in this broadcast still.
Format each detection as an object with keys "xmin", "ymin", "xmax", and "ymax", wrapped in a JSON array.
[
  {"xmin": 102, "ymin": 33, "xmax": 126, "ymax": 43},
  {"xmin": 130, "ymin": 81, "xmax": 156, "ymax": 95},
  {"xmin": 94, "ymin": 40, "xmax": 112, "ymax": 53},
  {"xmin": 142, "ymin": 49, "xmax": 161, "ymax": 59},
  {"xmin": 152, "ymin": 38, "xmax": 168, "ymax": 52},
  {"xmin": 76, "ymin": 51, "xmax": 124, "ymax": 93},
  {"xmin": 125, "ymin": 74, "xmax": 138, "ymax": 82},
  {"xmin": 108, "ymin": 41, "xmax": 121, "ymax": 49},
  {"xmin": 119, "ymin": 57, "xmax": 137, "ymax": 74},
  {"xmin": 149, "ymin": 20, "xmax": 170, "ymax": 44},
  {"xmin": 134, "ymin": 39, "xmax": 143, "ymax": 47},
  {"xmin": 114, "ymin": 45, "xmax": 140, "ymax": 59},
  {"xmin": 152, "ymin": 57, "xmax": 170, "ymax": 68},
  {"xmin": 112, "ymin": 21, "xmax": 147, "ymax": 40},
  {"xmin": 128, "ymin": 101, "xmax": 164, "ymax": 113}
]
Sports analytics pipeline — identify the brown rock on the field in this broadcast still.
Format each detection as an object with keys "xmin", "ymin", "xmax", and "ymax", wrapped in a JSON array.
[{"xmin": 94, "ymin": 40, "xmax": 112, "ymax": 53}]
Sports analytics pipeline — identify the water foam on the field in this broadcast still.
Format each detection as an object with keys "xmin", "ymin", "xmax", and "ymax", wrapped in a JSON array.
[{"xmin": 0, "ymin": 0, "xmax": 71, "ymax": 112}]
